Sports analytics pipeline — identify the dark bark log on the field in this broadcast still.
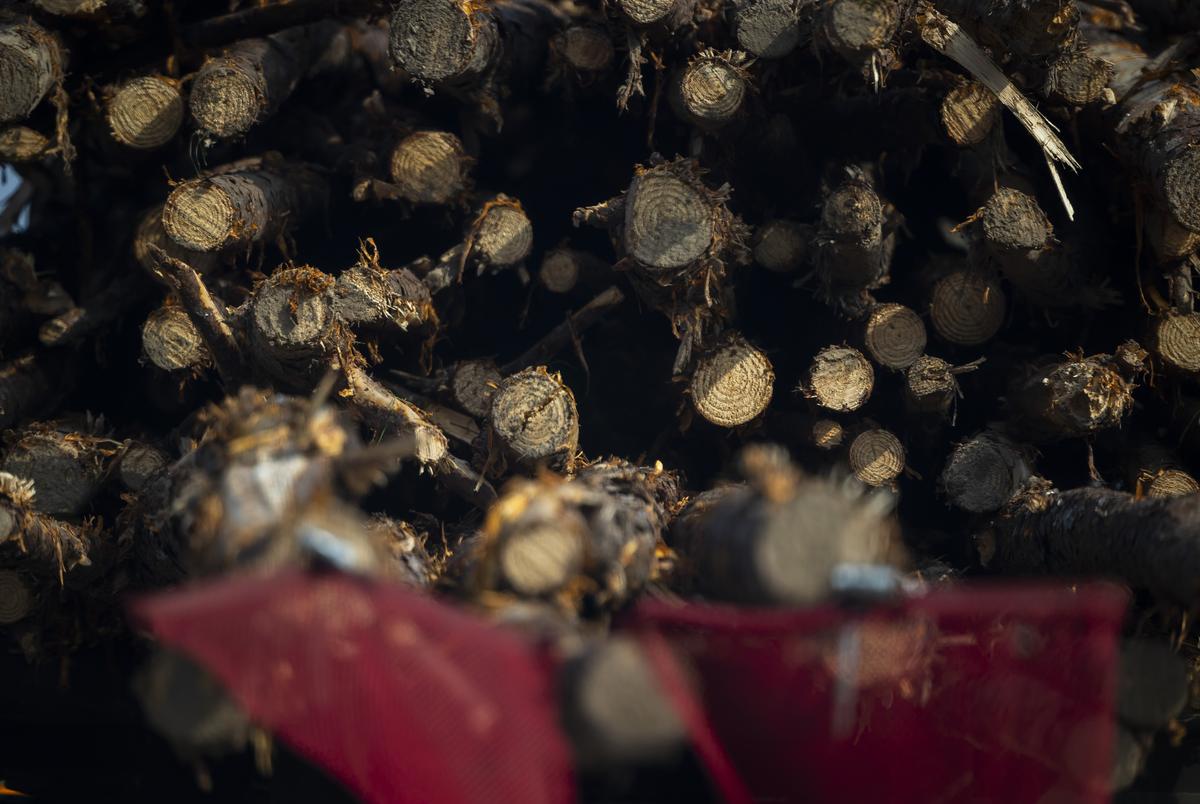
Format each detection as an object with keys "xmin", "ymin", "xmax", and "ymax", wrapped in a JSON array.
[{"xmin": 977, "ymin": 487, "xmax": 1200, "ymax": 605}]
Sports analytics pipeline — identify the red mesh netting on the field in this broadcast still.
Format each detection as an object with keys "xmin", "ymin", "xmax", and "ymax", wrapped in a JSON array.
[
  {"xmin": 131, "ymin": 572, "xmax": 575, "ymax": 804},
  {"xmin": 133, "ymin": 574, "xmax": 1126, "ymax": 804}
]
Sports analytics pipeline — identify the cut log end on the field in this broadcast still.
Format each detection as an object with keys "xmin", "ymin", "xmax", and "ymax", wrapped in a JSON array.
[
  {"xmin": 250, "ymin": 267, "xmax": 336, "ymax": 355},
  {"xmin": 389, "ymin": 130, "xmax": 469, "ymax": 206},
  {"xmin": 822, "ymin": 181, "xmax": 882, "ymax": 241},
  {"xmin": 0, "ymin": 569, "xmax": 32, "ymax": 625},
  {"xmin": 864, "ymin": 303, "xmax": 927, "ymax": 370},
  {"xmin": 940, "ymin": 80, "xmax": 1000, "ymax": 147},
  {"xmin": 0, "ymin": 125, "xmax": 50, "ymax": 162},
  {"xmin": 904, "ymin": 355, "xmax": 958, "ymax": 415},
  {"xmin": 1152, "ymin": 313, "xmax": 1200, "ymax": 375},
  {"xmin": 1117, "ymin": 638, "xmax": 1188, "ymax": 730},
  {"xmin": 388, "ymin": 0, "xmax": 478, "ymax": 83},
  {"xmin": 451, "ymin": 358, "xmax": 501, "ymax": 419},
  {"xmin": 930, "ymin": 270, "xmax": 1006, "ymax": 346},
  {"xmin": 474, "ymin": 201, "xmax": 533, "ymax": 267},
  {"xmin": 0, "ymin": 22, "xmax": 61, "ymax": 124},
  {"xmin": 674, "ymin": 53, "xmax": 747, "ymax": 128},
  {"xmin": 189, "ymin": 64, "xmax": 263, "ymax": 139},
  {"xmin": 489, "ymin": 367, "xmax": 579, "ymax": 467},
  {"xmin": 849, "ymin": 428, "xmax": 904, "ymax": 487},
  {"xmin": 689, "ymin": 337, "xmax": 774, "ymax": 427},
  {"xmin": 118, "ymin": 443, "xmax": 170, "ymax": 493},
  {"xmin": 981, "ymin": 187, "xmax": 1053, "ymax": 252},
  {"xmin": 563, "ymin": 637, "xmax": 687, "ymax": 767},
  {"xmin": 806, "ymin": 345, "xmax": 874, "ymax": 413},
  {"xmin": 162, "ymin": 181, "xmax": 237, "ymax": 253},
  {"xmin": 1045, "ymin": 49, "xmax": 1113, "ymax": 106},
  {"xmin": 1, "ymin": 432, "xmax": 104, "ymax": 517},
  {"xmin": 498, "ymin": 517, "xmax": 587, "ymax": 596},
  {"xmin": 559, "ymin": 26, "xmax": 614, "ymax": 72},
  {"xmin": 1162, "ymin": 146, "xmax": 1200, "ymax": 234},
  {"xmin": 539, "ymin": 249, "xmax": 582, "ymax": 293},
  {"xmin": 624, "ymin": 170, "xmax": 713, "ymax": 271},
  {"xmin": 1144, "ymin": 468, "xmax": 1200, "ymax": 498},
  {"xmin": 822, "ymin": 0, "xmax": 901, "ymax": 54},
  {"xmin": 615, "ymin": 0, "xmax": 678, "ymax": 26},
  {"xmin": 812, "ymin": 418, "xmax": 844, "ymax": 450},
  {"xmin": 733, "ymin": 0, "xmax": 801, "ymax": 59},
  {"xmin": 142, "ymin": 306, "xmax": 209, "ymax": 373},
  {"xmin": 940, "ymin": 433, "xmax": 1029, "ymax": 513},
  {"xmin": 753, "ymin": 219, "xmax": 808, "ymax": 273},
  {"xmin": 107, "ymin": 75, "xmax": 184, "ymax": 150}
]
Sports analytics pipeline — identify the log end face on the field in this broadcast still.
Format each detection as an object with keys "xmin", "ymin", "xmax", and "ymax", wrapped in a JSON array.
[
  {"xmin": 451, "ymin": 359, "xmax": 501, "ymax": 419},
  {"xmin": 615, "ymin": 0, "xmax": 677, "ymax": 26},
  {"xmin": 676, "ymin": 54, "xmax": 746, "ymax": 127},
  {"xmin": 1163, "ymin": 146, "xmax": 1200, "ymax": 234},
  {"xmin": 539, "ymin": 249, "xmax": 582, "ymax": 294},
  {"xmin": 489, "ymin": 367, "xmax": 579, "ymax": 466},
  {"xmin": 560, "ymin": 26, "xmax": 614, "ymax": 72},
  {"xmin": 734, "ymin": 0, "xmax": 801, "ymax": 59},
  {"xmin": 189, "ymin": 64, "xmax": 263, "ymax": 139},
  {"xmin": 849, "ymin": 428, "xmax": 904, "ymax": 487},
  {"xmin": 940, "ymin": 81, "xmax": 1000, "ymax": 147},
  {"xmin": 142, "ymin": 306, "xmax": 208, "ymax": 373},
  {"xmin": 250, "ymin": 268, "xmax": 336, "ymax": 352},
  {"xmin": 625, "ymin": 172, "xmax": 713, "ymax": 271},
  {"xmin": 388, "ymin": 0, "xmax": 476, "ymax": 84},
  {"xmin": 1153, "ymin": 313, "xmax": 1200, "ymax": 374},
  {"xmin": 941, "ymin": 434, "xmax": 1027, "ymax": 513},
  {"xmin": 0, "ymin": 27, "xmax": 54, "ymax": 124},
  {"xmin": 499, "ymin": 519, "xmax": 586, "ymax": 596},
  {"xmin": 163, "ymin": 181, "xmax": 237, "ymax": 253},
  {"xmin": 929, "ymin": 270, "xmax": 1006, "ymax": 346},
  {"xmin": 821, "ymin": 181, "xmax": 882, "ymax": 240},
  {"xmin": 864, "ymin": 303, "xmax": 927, "ymax": 370},
  {"xmin": 981, "ymin": 188, "xmax": 1053, "ymax": 252},
  {"xmin": 812, "ymin": 418, "xmax": 844, "ymax": 450},
  {"xmin": 689, "ymin": 337, "xmax": 774, "ymax": 427},
  {"xmin": 807, "ymin": 346, "xmax": 874, "ymax": 412},
  {"xmin": 389, "ymin": 130, "xmax": 469, "ymax": 205},
  {"xmin": 0, "ymin": 569, "xmax": 32, "ymax": 625},
  {"xmin": 822, "ymin": 0, "xmax": 900, "ymax": 54},
  {"xmin": 753, "ymin": 219, "xmax": 809, "ymax": 273},
  {"xmin": 475, "ymin": 202, "xmax": 533, "ymax": 267},
  {"xmin": 108, "ymin": 75, "xmax": 184, "ymax": 150}
]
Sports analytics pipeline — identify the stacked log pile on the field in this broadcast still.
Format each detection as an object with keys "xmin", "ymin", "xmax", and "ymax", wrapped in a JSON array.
[{"xmin": 3, "ymin": 0, "xmax": 1200, "ymax": 798}]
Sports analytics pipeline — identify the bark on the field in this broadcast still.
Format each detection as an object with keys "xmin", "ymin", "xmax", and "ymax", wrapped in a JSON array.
[
  {"xmin": 814, "ymin": 168, "xmax": 899, "ymax": 315},
  {"xmin": 1007, "ymin": 348, "xmax": 1142, "ymax": 441},
  {"xmin": 670, "ymin": 444, "xmax": 901, "ymax": 604},
  {"xmin": 189, "ymin": 22, "xmax": 343, "ymax": 139},
  {"xmin": 0, "ymin": 425, "xmax": 114, "ymax": 518},
  {"xmin": 161, "ymin": 156, "xmax": 328, "ymax": 253},
  {"xmin": 977, "ymin": 487, "xmax": 1200, "ymax": 605}
]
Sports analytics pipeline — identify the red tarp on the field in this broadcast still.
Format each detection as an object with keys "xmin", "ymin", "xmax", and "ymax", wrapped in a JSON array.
[{"xmin": 133, "ymin": 573, "xmax": 1127, "ymax": 804}]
